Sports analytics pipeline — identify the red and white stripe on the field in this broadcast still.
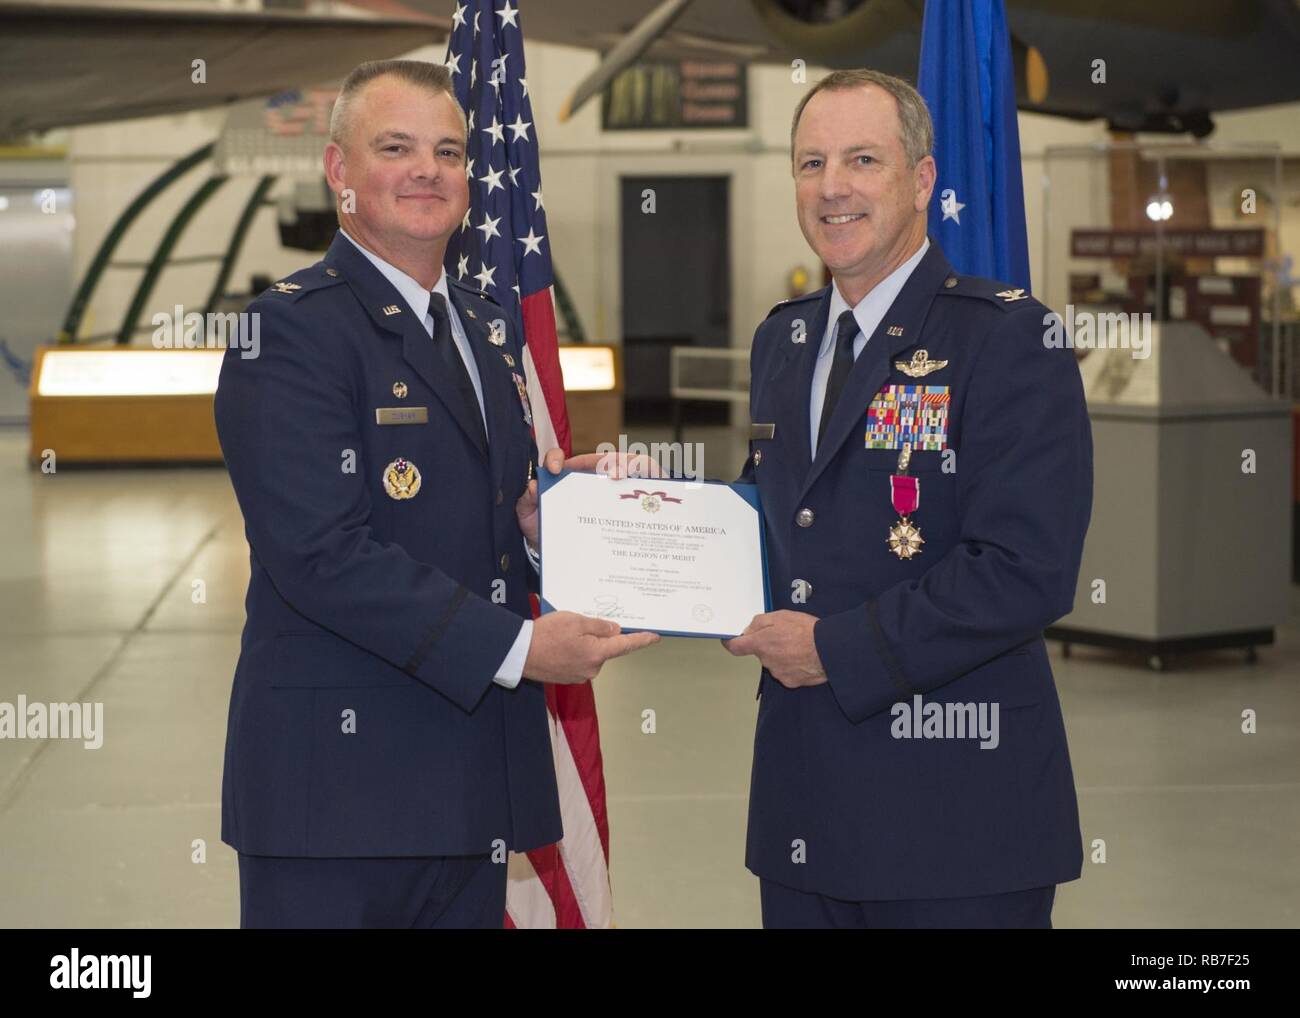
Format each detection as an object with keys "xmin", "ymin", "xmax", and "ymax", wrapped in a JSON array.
[{"xmin": 507, "ymin": 287, "xmax": 613, "ymax": 930}]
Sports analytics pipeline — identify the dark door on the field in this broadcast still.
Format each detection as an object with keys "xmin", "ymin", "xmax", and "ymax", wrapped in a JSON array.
[{"xmin": 620, "ymin": 175, "xmax": 730, "ymax": 424}]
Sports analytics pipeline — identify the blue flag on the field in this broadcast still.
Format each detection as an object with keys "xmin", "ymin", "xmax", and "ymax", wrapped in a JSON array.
[{"xmin": 917, "ymin": 0, "xmax": 1031, "ymax": 291}]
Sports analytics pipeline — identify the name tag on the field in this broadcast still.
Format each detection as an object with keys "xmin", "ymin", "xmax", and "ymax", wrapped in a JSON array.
[
  {"xmin": 375, "ymin": 407, "xmax": 429, "ymax": 426},
  {"xmin": 750, "ymin": 422, "xmax": 775, "ymax": 440}
]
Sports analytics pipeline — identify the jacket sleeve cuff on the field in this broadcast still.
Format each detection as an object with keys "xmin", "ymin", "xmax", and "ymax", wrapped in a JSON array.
[
  {"xmin": 815, "ymin": 601, "xmax": 913, "ymax": 724},
  {"xmin": 493, "ymin": 619, "xmax": 532, "ymax": 689},
  {"xmin": 407, "ymin": 592, "xmax": 526, "ymax": 713}
]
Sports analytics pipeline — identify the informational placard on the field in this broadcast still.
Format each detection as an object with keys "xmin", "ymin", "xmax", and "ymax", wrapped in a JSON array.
[
  {"xmin": 602, "ymin": 61, "xmax": 748, "ymax": 130},
  {"xmin": 1070, "ymin": 229, "xmax": 1265, "ymax": 258}
]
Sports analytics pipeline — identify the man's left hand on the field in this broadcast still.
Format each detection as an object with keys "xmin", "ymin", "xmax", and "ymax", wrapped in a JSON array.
[{"xmin": 722, "ymin": 611, "xmax": 828, "ymax": 688}]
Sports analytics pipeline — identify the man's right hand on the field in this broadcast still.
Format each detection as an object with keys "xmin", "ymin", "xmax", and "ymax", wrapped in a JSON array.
[{"xmin": 523, "ymin": 611, "xmax": 659, "ymax": 683}]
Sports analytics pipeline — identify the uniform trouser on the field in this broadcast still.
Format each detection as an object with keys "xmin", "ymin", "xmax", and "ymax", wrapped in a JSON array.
[
  {"xmin": 238, "ymin": 852, "xmax": 506, "ymax": 929},
  {"xmin": 760, "ymin": 879, "xmax": 1056, "ymax": 929}
]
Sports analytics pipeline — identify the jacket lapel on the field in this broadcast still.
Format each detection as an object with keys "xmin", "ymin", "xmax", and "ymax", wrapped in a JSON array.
[
  {"xmin": 449, "ymin": 284, "xmax": 513, "ymax": 489},
  {"xmin": 767, "ymin": 287, "xmax": 831, "ymax": 486},
  {"xmin": 406, "ymin": 312, "xmax": 488, "ymax": 459},
  {"xmin": 323, "ymin": 233, "xmax": 489, "ymax": 459}
]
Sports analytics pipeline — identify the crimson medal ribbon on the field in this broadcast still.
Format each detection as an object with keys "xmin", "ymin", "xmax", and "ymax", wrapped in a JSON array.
[{"xmin": 889, "ymin": 474, "xmax": 919, "ymax": 516}]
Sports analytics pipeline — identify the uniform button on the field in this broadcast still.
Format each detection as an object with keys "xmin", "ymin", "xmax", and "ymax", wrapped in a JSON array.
[
  {"xmin": 753, "ymin": 449, "xmax": 763, "ymax": 466},
  {"xmin": 944, "ymin": 276, "xmax": 957, "ymax": 288},
  {"xmin": 325, "ymin": 268, "xmax": 339, "ymax": 277},
  {"xmin": 500, "ymin": 552, "xmax": 510, "ymax": 571},
  {"xmin": 792, "ymin": 579, "xmax": 812, "ymax": 602},
  {"xmin": 796, "ymin": 507, "xmax": 815, "ymax": 528},
  {"xmin": 496, "ymin": 488, "xmax": 504, "ymax": 505}
]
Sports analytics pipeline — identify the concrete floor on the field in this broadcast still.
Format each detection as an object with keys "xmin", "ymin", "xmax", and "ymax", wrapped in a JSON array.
[{"xmin": 0, "ymin": 426, "xmax": 1297, "ymax": 928}]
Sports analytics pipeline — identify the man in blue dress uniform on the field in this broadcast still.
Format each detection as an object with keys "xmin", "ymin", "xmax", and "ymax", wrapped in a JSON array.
[
  {"xmin": 214, "ymin": 60, "xmax": 656, "ymax": 928},
  {"xmin": 725, "ymin": 70, "xmax": 1093, "ymax": 928}
]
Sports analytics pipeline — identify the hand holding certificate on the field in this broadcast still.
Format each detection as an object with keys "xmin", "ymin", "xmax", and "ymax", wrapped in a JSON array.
[{"xmin": 538, "ymin": 470, "xmax": 770, "ymax": 639}]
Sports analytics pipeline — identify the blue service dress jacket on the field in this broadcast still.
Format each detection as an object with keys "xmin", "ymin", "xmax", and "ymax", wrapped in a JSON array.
[
  {"xmin": 214, "ymin": 230, "xmax": 561, "ymax": 858},
  {"xmin": 739, "ymin": 240, "xmax": 1092, "ymax": 901}
]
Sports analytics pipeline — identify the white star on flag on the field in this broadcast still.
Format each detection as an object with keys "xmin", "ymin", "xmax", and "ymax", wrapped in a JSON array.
[
  {"xmin": 479, "ymin": 164, "xmax": 505, "ymax": 194},
  {"xmin": 531, "ymin": 188, "xmax": 544, "ymax": 211},
  {"xmin": 451, "ymin": 2, "xmax": 466, "ymax": 29},
  {"xmin": 456, "ymin": 253, "xmax": 469, "ymax": 279},
  {"xmin": 474, "ymin": 261, "xmax": 496, "ymax": 290},
  {"xmin": 445, "ymin": 51, "xmax": 462, "ymax": 76},
  {"xmin": 496, "ymin": 2, "xmax": 519, "ymax": 28},
  {"xmin": 482, "ymin": 116, "xmax": 504, "ymax": 145},
  {"xmin": 941, "ymin": 188, "xmax": 965, "ymax": 224},
  {"xmin": 475, "ymin": 212, "xmax": 501, "ymax": 242},
  {"xmin": 508, "ymin": 114, "xmax": 532, "ymax": 143},
  {"xmin": 517, "ymin": 227, "xmax": 545, "ymax": 256}
]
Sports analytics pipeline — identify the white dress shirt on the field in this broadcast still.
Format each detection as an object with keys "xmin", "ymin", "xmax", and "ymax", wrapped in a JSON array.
[
  {"xmin": 809, "ymin": 237, "xmax": 930, "ymax": 455},
  {"xmin": 341, "ymin": 229, "xmax": 532, "ymax": 688}
]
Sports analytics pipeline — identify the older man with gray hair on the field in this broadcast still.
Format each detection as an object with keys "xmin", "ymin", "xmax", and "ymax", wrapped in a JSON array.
[{"xmin": 725, "ymin": 69, "xmax": 1092, "ymax": 928}]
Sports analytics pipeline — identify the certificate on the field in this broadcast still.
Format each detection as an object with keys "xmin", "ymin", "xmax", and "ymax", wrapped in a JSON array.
[{"xmin": 538, "ymin": 470, "xmax": 770, "ymax": 638}]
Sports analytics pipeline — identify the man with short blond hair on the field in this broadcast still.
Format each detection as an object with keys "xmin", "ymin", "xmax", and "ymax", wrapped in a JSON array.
[
  {"xmin": 215, "ymin": 59, "xmax": 656, "ymax": 928},
  {"xmin": 726, "ymin": 70, "xmax": 1091, "ymax": 928}
]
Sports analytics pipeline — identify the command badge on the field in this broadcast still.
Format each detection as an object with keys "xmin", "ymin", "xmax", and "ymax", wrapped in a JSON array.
[
  {"xmin": 488, "ymin": 321, "xmax": 507, "ymax": 346},
  {"xmin": 382, "ymin": 457, "xmax": 422, "ymax": 500},
  {"xmin": 895, "ymin": 349, "xmax": 948, "ymax": 378}
]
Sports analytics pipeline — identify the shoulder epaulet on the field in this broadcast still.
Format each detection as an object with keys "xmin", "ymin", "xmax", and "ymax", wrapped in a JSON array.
[
  {"xmin": 937, "ymin": 274, "xmax": 1039, "ymax": 312},
  {"xmin": 448, "ymin": 275, "xmax": 500, "ymax": 307},
  {"xmin": 258, "ymin": 263, "xmax": 346, "ymax": 304},
  {"xmin": 763, "ymin": 288, "xmax": 824, "ymax": 321}
]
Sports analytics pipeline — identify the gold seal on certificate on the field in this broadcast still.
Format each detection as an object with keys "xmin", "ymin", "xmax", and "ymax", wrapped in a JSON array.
[{"xmin": 538, "ymin": 471, "xmax": 769, "ymax": 638}]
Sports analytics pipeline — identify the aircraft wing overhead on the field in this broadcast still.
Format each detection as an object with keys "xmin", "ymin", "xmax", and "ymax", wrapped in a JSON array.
[
  {"xmin": 0, "ymin": 0, "xmax": 447, "ymax": 138},
  {"xmin": 4, "ymin": 0, "xmax": 1300, "ymax": 139},
  {"xmin": 393, "ymin": 0, "xmax": 1300, "ymax": 128}
]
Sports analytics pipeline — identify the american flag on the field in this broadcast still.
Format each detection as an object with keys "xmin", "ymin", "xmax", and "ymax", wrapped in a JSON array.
[{"xmin": 443, "ymin": 0, "xmax": 613, "ymax": 930}]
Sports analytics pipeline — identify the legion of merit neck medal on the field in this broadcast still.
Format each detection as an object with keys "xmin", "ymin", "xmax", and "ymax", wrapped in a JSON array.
[{"xmin": 887, "ymin": 442, "xmax": 924, "ymax": 560}]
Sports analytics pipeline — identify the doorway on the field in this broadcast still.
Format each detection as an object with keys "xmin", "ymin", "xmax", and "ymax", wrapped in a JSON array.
[{"xmin": 620, "ymin": 175, "xmax": 730, "ymax": 425}]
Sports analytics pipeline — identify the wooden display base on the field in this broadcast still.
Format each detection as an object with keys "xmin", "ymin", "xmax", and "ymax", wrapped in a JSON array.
[{"xmin": 27, "ymin": 347, "xmax": 223, "ymax": 465}]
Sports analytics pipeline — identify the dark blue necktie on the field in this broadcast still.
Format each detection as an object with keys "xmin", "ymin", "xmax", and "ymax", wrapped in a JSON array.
[
  {"xmin": 817, "ymin": 309, "xmax": 860, "ymax": 451},
  {"xmin": 428, "ymin": 292, "xmax": 485, "ymax": 447}
]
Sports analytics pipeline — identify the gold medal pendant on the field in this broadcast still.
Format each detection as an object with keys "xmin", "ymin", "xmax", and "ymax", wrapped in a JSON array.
[{"xmin": 887, "ymin": 516, "xmax": 924, "ymax": 559}]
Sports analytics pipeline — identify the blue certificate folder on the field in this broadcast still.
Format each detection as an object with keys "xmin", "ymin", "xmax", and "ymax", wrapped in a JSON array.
[{"xmin": 536, "ymin": 468, "xmax": 772, "ymax": 639}]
